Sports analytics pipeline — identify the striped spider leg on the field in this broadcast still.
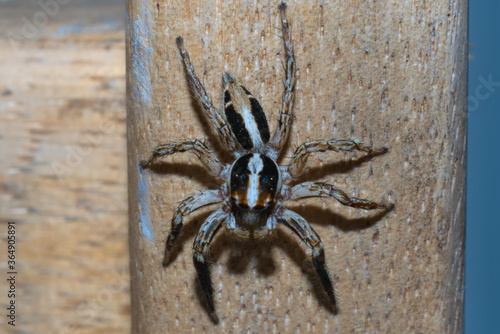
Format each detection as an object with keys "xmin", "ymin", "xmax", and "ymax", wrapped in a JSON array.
[
  {"xmin": 269, "ymin": 2, "xmax": 297, "ymax": 159},
  {"xmin": 142, "ymin": 2, "xmax": 393, "ymax": 323},
  {"xmin": 141, "ymin": 139, "xmax": 223, "ymax": 178},
  {"xmin": 288, "ymin": 182, "xmax": 394, "ymax": 211},
  {"xmin": 287, "ymin": 139, "xmax": 389, "ymax": 178},
  {"xmin": 191, "ymin": 207, "xmax": 229, "ymax": 323},
  {"xmin": 175, "ymin": 37, "xmax": 239, "ymax": 155},
  {"xmin": 275, "ymin": 208, "xmax": 337, "ymax": 309}
]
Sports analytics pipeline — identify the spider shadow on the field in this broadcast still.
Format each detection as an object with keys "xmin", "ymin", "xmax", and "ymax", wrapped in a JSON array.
[
  {"xmin": 291, "ymin": 203, "xmax": 393, "ymax": 233},
  {"xmin": 275, "ymin": 203, "xmax": 393, "ymax": 314},
  {"xmin": 158, "ymin": 207, "xmax": 225, "ymax": 323},
  {"xmin": 206, "ymin": 227, "xmax": 339, "ymax": 316},
  {"xmin": 293, "ymin": 150, "xmax": 388, "ymax": 185},
  {"xmin": 271, "ymin": 228, "xmax": 338, "ymax": 314},
  {"xmin": 191, "ymin": 230, "xmax": 279, "ymax": 322},
  {"xmin": 160, "ymin": 209, "xmax": 215, "ymax": 266},
  {"xmin": 143, "ymin": 162, "xmax": 218, "ymax": 189},
  {"xmin": 165, "ymin": 201, "xmax": 392, "ymax": 321}
]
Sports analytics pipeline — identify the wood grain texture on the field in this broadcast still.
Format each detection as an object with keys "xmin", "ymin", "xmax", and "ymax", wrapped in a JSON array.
[
  {"xmin": 128, "ymin": 0, "xmax": 467, "ymax": 333},
  {"xmin": 0, "ymin": 3, "xmax": 129, "ymax": 333}
]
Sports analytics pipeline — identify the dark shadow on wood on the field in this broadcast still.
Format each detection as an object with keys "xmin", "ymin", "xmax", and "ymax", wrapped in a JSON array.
[
  {"xmin": 161, "ymin": 197, "xmax": 393, "ymax": 320},
  {"xmin": 290, "ymin": 203, "xmax": 394, "ymax": 232},
  {"xmin": 292, "ymin": 151, "xmax": 389, "ymax": 185},
  {"xmin": 142, "ymin": 162, "xmax": 220, "ymax": 189}
]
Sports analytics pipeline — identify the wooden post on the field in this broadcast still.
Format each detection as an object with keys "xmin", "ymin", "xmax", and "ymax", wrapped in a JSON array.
[{"xmin": 127, "ymin": 0, "xmax": 466, "ymax": 332}]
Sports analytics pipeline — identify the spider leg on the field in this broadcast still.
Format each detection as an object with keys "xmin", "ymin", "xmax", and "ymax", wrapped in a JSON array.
[
  {"xmin": 164, "ymin": 190, "xmax": 222, "ymax": 265},
  {"xmin": 289, "ymin": 181, "xmax": 394, "ymax": 210},
  {"xmin": 277, "ymin": 208, "xmax": 337, "ymax": 310},
  {"xmin": 269, "ymin": 2, "xmax": 296, "ymax": 156},
  {"xmin": 141, "ymin": 139, "xmax": 223, "ymax": 178},
  {"xmin": 192, "ymin": 208, "xmax": 228, "ymax": 324},
  {"xmin": 176, "ymin": 37, "xmax": 239, "ymax": 154},
  {"xmin": 287, "ymin": 139, "xmax": 388, "ymax": 178}
]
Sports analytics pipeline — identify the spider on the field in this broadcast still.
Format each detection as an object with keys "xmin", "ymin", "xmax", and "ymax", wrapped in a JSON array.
[{"xmin": 141, "ymin": 2, "xmax": 393, "ymax": 323}]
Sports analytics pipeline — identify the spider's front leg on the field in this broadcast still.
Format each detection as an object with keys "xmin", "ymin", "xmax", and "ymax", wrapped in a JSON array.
[
  {"xmin": 289, "ymin": 181, "xmax": 394, "ymax": 210},
  {"xmin": 176, "ymin": 37, "xmax": 239, "ymax": 153},
  {"xmin": 163, "ymin": 190, "xmax": 222, "ymax": 265},
  {"xmin": 287, "ymin": 139, "xmax": 388, "ymax": 178},
  {"xmin": 277, "ymin": 208, "xmax": 337, "ymax": 311},
  {"xmin": 141, "ymin": 139, "xmax": 222, "ymax": 178},
  {"xmin": 270, "ymin": 2, "xmax": 296, "ymax": 155},
  {"xmin": 192, "ymin": 208, "xmax": 228, "ymax": 324}
]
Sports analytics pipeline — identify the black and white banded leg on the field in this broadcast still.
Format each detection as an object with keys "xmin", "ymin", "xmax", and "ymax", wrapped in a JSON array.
[
  {"xmin": 270, "ymin": 2, "xmax": 296, "ymax": 156},
  {"xmin": 277, "ymin": 208, "xmax": 337, "ymax": 310},
  {"xmin": 141, "ymin": 139, "xmax": 223, "ymax": 178},
  {"xmin": 163, "ymin": 190, "xmax": 222, "ymax": 265},
  {"xmin": 192, "ymin": 208, "xmax": 228, "ymax": 323},
  {"xmin": 287, "ymin": 139, "xmax": 388, "ymax": 178},
  {"xmin": 176, "ymin": 37, "xmax": 239, "ymax": 154},
  {"xmin": 289, "ymin": 181, "xmax": 393, "ymax": 210}
]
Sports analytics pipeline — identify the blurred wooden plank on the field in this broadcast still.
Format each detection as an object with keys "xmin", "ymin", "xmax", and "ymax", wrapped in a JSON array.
[{"xmin": 0, "ymin": 3, "xmax": 129, "ymax": 333}]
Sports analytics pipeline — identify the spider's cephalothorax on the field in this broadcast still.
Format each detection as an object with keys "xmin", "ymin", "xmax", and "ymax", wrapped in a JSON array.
[
  {"xmin": 142, "ymin": 2, "xmax": 393, "ymax": 323},
  {"xmin": 230, "ymin": 152, "xmax": 281, "ymax": 226},
  {"xmin": 230, "ymin": 153, "xmax": 280, "ymax": 211}
]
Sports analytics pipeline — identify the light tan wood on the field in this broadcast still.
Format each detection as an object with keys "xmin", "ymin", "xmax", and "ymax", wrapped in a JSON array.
[
  {"xmin": 0, "ymin": 3, "xmax": 129, "ymax": 333},
  {"xmin": 128, "ymin": 0, "xmax": 466, "ymax": 333}
]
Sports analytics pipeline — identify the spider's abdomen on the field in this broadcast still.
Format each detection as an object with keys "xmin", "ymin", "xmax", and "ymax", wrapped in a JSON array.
[
  {"xmin": 230, "ymin": 153, "xmax": 280, "ymax": 211},
  {"xmin": 223, "ymin": 73, "xmax": 270, "ymax": 151}
]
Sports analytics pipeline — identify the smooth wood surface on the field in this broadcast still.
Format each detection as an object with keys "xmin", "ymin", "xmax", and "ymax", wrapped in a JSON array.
[
  {"xmin": 128, "ymin": 0, "xmax": 466, "ymax": 333},
  {"xmin": 0, "ymin": 2, "xmax": 129, "ymax": 333}
]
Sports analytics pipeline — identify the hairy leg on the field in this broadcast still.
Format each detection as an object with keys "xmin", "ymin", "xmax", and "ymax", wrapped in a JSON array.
[
  {"xmin": 141, "ymin": 139, "xmax": 223, "ymax": 178},
  {"xmin": 192, "ymin": 208, "xmax": 228, "ymax": 323},
  {"xmin": 289, "ymin": 181, "xmax": 393, "ymax": 210},
  {"xmin": 277, "ymin": 208, "xmax": 337, "ymax": 310},
  {"xmin": 176, "ymin": 37, "xmax": 239, "ymax": 153},
  {"xmin": 269, "ymin": 2, "xmax": 296, "ymax": 157},
  {"xmin": 287, "ymin": 139, "xmax": 388, "ymax": 178},
  {"xmin": 163, "ymin": 190, "xmax": 222, "ymax": 265}
]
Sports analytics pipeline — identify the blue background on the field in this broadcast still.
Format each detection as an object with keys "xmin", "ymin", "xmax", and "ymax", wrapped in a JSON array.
[{"xmin": 466, "ymin": 1, "xmax": 500, "ymax": 333}]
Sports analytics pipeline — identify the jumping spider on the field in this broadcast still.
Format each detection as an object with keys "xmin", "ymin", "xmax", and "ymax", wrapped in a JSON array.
[{"xmin": 142, "ymin": 2, "xmax": 393, "ymax": 323}]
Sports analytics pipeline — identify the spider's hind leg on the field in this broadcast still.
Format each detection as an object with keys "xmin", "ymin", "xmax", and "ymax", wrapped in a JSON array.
[
  {"xmin": 192, "ymin": 208, "xmax": 228, "ymax": 324},
  {"xmin": 277, "ymin": 208, "xmax": 337, "ymax": 311}
]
